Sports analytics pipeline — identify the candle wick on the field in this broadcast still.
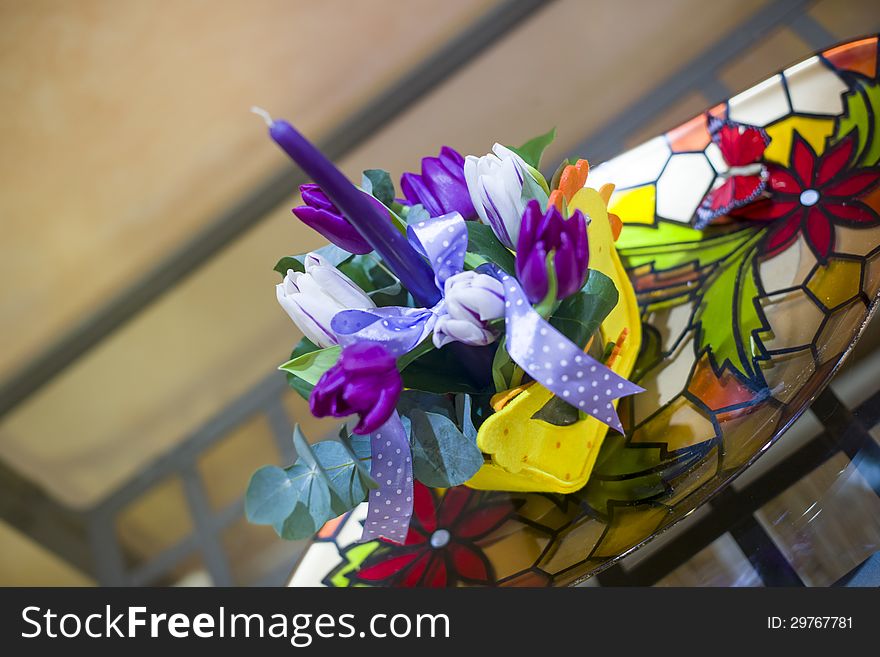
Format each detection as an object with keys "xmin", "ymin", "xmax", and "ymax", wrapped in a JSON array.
[{"xmin": 250, "ymin": 106, "xmax": 274, "ymax": 127}]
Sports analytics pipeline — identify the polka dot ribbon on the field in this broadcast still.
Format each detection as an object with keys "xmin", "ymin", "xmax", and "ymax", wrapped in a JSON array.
[
  {"xmin": 361, "ymin": 411, "xmax": 413, "ymax": 544},
  {"xmin": 482, "ymin": 264, "xmax": 644, "ymax": 434},
  {"xmin": 407, "ymin": 211, "xmax": 468, "ymax": 288}
]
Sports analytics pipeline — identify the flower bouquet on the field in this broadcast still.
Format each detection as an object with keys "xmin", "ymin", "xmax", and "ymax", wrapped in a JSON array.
[{"xmin": 245, "ymin": 113, "xmax": 644, "ymax": 546}]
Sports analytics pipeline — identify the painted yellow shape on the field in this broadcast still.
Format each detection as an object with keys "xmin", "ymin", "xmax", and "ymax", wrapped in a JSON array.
[
  {"xmin": 764, "ymin": 116, "xmax": 835, "ymax": 166},
  {"xmin": 806, "ymin": 258, "xmax": 862, "ymax": 309},
  {"xmin": 608, "ymin": 184, "xmax": 656, "ymax": 225},
  {"xmin": 468, "ymin": 188, "xmax": 642, "ymax": 493}
]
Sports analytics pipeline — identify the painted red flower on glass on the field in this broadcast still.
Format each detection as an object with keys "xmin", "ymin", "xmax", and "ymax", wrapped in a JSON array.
[
  {"xmin": 352, "ymin": 482, "xmax": 514, "ymax": 587},
  {"xmin": 735, "ymin": 133, "xmax": 880, "ymax": 262}
]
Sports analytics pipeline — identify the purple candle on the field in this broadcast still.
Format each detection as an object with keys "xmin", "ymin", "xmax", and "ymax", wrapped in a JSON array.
[{"xmin": 254, "ymin": 108, "xmax": 441, "ymax": 308}]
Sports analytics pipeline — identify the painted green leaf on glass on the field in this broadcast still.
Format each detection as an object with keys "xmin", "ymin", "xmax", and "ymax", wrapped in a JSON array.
[{"xmin": 833, "ymin": 78, "xmax": 880, "ymax": 167}]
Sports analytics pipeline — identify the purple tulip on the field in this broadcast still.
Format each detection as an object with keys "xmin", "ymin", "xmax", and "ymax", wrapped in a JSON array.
[
  {"xmin": 292, "ymin": 184, "xmax": 373, "ymax": 254},
  {"xmin": 515, "ymin": 200, "xmax": 589, "ymax": 304},
  {"xmin": 310, "ymin": 342, "xmax": 402, "ymax": 435},
  {"xmin": 401, "ymin": 147, "xmax": 477, "ymax": 220}
]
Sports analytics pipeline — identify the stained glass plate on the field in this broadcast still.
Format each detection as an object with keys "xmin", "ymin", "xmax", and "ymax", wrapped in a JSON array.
[{"xmin": 288, "ymin": 36, "xmax": 880, "ymax": 587}]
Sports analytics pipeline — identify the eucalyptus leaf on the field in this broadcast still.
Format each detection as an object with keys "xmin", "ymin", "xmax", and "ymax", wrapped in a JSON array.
[
  {"xmin": 273, "ymin": 461, "xmax": 332, "ymax": 540},
  {"xmin": 550, "ymin": 269, "xmax": 619, "ymax": 349},
  {"xmin": 409, "ymin": 409, "xmax": 483, "ymax": 488},
  {"xmin": 340, "ymin": 427, "xmax": 372, "ymax": 462},
  {"xmin": 509, "ymin": 127, "xmax": 557, "ymax": 169},
  {"xmin": 455, "ymin": 393, "xmax": 477, "ymax": 440},
  {"xmin": 465, "ymin": 222, "xmax": 516, "ymax": 275},
  {"xmin": 279, "ymin": 345, "xmax": 341, "ymax": 386},
  {"xmin": 362, "ymin": 169, "xmax": 396, "ymax": 207},
  {"xmin": 312, "ymin": 441, "xmax": 376, "ymax": 516},
  {"xmin": 275, "ymin": 502, "xmax": 325, "ymax": 540},
  {"xmin": 245, "ymin": 465, "xmax": 299, "ymax": 526},
  {"xmin": 405, "ymin": 204, "xmax": 431, "ymax": 226}
]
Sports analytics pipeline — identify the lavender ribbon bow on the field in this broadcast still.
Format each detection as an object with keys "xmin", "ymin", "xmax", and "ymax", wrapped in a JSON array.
[
  {"xmin": 330, "ymin": 211, "xmax": 467, "ymax": 353},
  {"xmin": 482, "ymin": 264, "xmax": 644, "ymax": 434}
]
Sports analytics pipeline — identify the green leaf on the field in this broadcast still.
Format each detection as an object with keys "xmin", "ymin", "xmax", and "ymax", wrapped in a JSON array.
[
  {"xmin": 312, "ymin": 440, "xmax": 376, "ymax": 516},
  {"xmin": 465, "ymin": 222, "xmax": 516, "ymax": 274},
  {"xmin": 396, "ymin": 389, "xmax": 456, "ymax": 419},
  {"xmin": 245, "ymin": 465, "xmax": 299, "ymax": 526},
  {"xmin": 285, "ymin": 338, "xmax": 320, "ymax": 400},
  {"xmin": 531, "ymin": 396, "xmax": 579, "ymax": 426},
  {"xmin": 490, "ymin": 337, "xmax": 515, "ymax": 391},
  {"xmin": 273, "ymin": 243, "xmax": 353, "ymax": 278},
  {"xmin": 274, "ymin": 256, "xmax": 304, "ymax": 278},
  {"xmin": 694, "ymin": 245, "xmax": 764, "ymax": 380},
  {"xmin": 279, "ymin": 345, "xmax": 341, "ymax": 386},
  {"xmin": 338, "ymin": 253, "xmax": 406, "ymax": 305},
  {"xmin": 401, "ymin": 343, "xmax": 485, "ymax": 394},
  {"xmin": 509, "ymin": 127, "xmax": 557, "ymax": 169},
  {"xmin": 362, "ymin": 169, "xmax": 396, "ymax": 207},
  {"xmin": 549, "ymin": 269, "xmax": 619, "ymax": 349},
  {"xmin": 408, "ymin": 409, "xmax": 483, "ymax": 487},
  {"xmin": 396, "ymin": 338, "xmax": 435, "ymax": 372},
  {"xmin": 520, "ymin": 167, "xmax": 550, "ymax": 208}
]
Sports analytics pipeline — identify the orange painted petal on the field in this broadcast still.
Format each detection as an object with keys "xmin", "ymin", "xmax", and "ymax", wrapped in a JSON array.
[
  {"xmin": 824, "ymin": 37, "xmax": 877, "ymax": 79},
  {"xmin": 598, "ymin": 183, "xmax": 615, "ymax": 205},
  {"xmin": 547, "ymin": 189, "xmax": 564, "ymax": 212}
]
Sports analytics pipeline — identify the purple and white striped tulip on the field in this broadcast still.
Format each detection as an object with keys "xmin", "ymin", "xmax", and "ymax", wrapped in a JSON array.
[
  {"xmin": 432, "ymin": 271, "xmax": 505, "ymax": 348},
  {"xmin": 276, "ymin": 252, "xmax": 375, "ymax": 348},
  {"xmin": 464, "ymin": 144, "xmax": 536, "ymax": 249}
]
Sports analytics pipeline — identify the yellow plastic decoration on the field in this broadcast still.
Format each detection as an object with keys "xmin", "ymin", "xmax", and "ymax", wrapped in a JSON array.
[{"xmin": 467, "ymin": 187, "xmax": 642, "ymax": 493}]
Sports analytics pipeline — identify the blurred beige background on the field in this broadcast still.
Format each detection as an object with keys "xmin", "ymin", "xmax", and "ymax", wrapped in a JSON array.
[{"xmin": 0, "ymin": 0, "xmax": 877, "ymax": 585}]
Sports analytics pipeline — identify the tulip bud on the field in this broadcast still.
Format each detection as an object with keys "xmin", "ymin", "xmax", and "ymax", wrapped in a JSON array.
[
  {"xmin": 292, "ymin": 183, "xmax": 373, "ymax": 254},
  {"xmin": 401, "ymin": 146, "xmax": 477, "ymax": 220},
  {"xmin": 276, "ymin": 252, "xmax": 375, "ymax": 348},
  {"xmin": 464, "ymin": 144, "xmax": 540, "ymax": 248},
  {"xmin": 515, "ymin": 200, "xmax": 589, "ymax": 303},
  {"xmin": 433, "ymin": 271, "xmax": 505, "ymax": 348},
  {"xmin": 310, "ymin": 342, "xmax": 402, "ymax": 434}
]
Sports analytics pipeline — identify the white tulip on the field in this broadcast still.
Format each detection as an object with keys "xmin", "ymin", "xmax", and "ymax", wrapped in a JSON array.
[
  {"xmin": 464, "ymin": 143, "xmax": 534, "ymax": 248},
  {"xmin": 433, "ymin": 271, "xmax": 505, "ymax": 348},
  {"xmin": 276, "ymin": 252, "xmax": 375, "ymax": 348}
]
